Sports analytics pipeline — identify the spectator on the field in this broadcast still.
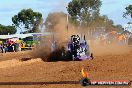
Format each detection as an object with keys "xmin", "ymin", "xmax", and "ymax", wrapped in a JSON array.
[
  {"xmin": 0, "ymin": 43, "xmax": 3, "ymax": 53},
  {"xmin": 4, "ymin": 44, "xmax": 8, "ymax": 53}
]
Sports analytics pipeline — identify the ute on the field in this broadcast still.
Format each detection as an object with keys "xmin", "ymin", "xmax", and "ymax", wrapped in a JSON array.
[{"xmin": 60, "ymin": 35, "xmax": 93, "ymax": 61}]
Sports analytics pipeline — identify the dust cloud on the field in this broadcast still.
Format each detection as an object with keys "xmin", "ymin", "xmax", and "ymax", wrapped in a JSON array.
[
  {"xmin": 89, "ymin": 43, "xmax": 130, "ymax": 56},
  {"xmin": 31, "ymin": 15, "xmax": 130, "ymax": 61},
  {"xmin": 31, "ymin": 16, "xmax": 79, "ymax": 61}
]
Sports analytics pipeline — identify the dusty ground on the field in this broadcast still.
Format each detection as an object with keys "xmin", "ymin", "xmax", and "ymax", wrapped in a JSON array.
[{"xmin": 0, "ymin": 45, "xmax": 131, "ymax": 88}]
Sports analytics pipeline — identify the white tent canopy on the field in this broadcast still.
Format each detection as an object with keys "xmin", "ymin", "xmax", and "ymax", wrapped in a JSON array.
[
  {"xmin": 0, "ymin": 32, "xmax": 52, "ymax": 39},
  {"xmin": 0, "ymin": 34, "xmax": 33, "ymax": 39}
]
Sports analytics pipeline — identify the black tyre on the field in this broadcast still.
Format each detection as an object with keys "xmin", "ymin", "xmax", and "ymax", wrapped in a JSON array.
[{"xmin": 80, "ymin": 77, "xmax": 91, "ymax": 86}]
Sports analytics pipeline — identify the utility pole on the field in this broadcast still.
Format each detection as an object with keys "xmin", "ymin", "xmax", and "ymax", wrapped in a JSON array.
[
  {"xmin": 66, "ymin": 5, "xmax": 69, "ymax": 40},
  {"xmin": 66, "ymin": 13, "xmax": 69, "ymax": 34}
]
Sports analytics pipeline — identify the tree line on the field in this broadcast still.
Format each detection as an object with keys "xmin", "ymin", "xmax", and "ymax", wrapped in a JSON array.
[
  {"xmin": 0, "ymin": 0, "xmax": 131, "ymax": 35},
  {"xmin": 0, "ymin": 24, "xmax": 16, "ymax": 35}
]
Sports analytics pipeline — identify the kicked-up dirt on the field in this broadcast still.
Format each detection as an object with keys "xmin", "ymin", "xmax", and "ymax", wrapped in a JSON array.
[{"xmin": 0, "ymin": 45, "xmax": 131, "ymax": 88}]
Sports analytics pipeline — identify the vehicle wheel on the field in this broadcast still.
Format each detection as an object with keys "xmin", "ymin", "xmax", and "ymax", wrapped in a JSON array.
[{"xmin": 80, "ymin": 77, "xmax": 91, "ymax": 86}]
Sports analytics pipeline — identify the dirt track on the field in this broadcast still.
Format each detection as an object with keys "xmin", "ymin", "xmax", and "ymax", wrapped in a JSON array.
[{"xmin": 0, "ymin": 45, "xmax": 131, "ymax": 88}]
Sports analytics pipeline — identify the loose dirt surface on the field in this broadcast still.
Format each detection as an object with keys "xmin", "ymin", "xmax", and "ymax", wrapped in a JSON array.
[{"xmin": 0, "ymin": 45, "xmax": 131, "ymax": 88}]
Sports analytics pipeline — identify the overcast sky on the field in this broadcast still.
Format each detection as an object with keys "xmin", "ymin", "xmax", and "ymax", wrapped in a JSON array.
[{"xmin": 0, "ymin": 0, "xmax": 131, "ymax": 26}]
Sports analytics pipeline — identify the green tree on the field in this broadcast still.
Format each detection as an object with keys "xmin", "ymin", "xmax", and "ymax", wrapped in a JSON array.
[
  {"xmin": 123, "ymin": 5, "xmax": 132, "ymax": 18},
  {"xmin": 12, "ymin": 8, "xmax": 42, "ymax": 33},
  {"xmin": 91, "ymin": 15, "xmax": 123, "ymax": 32},
  {"xmin": 0, "ymin": 24, "xmax": 16, "ymax": 35},
  {"xmin": 67, "ymin": 0, "xmax": 102, "ymax": 27},
  {"xmin": 114, "ymin": 24, "xmax": 123, "ymax": 32}
]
